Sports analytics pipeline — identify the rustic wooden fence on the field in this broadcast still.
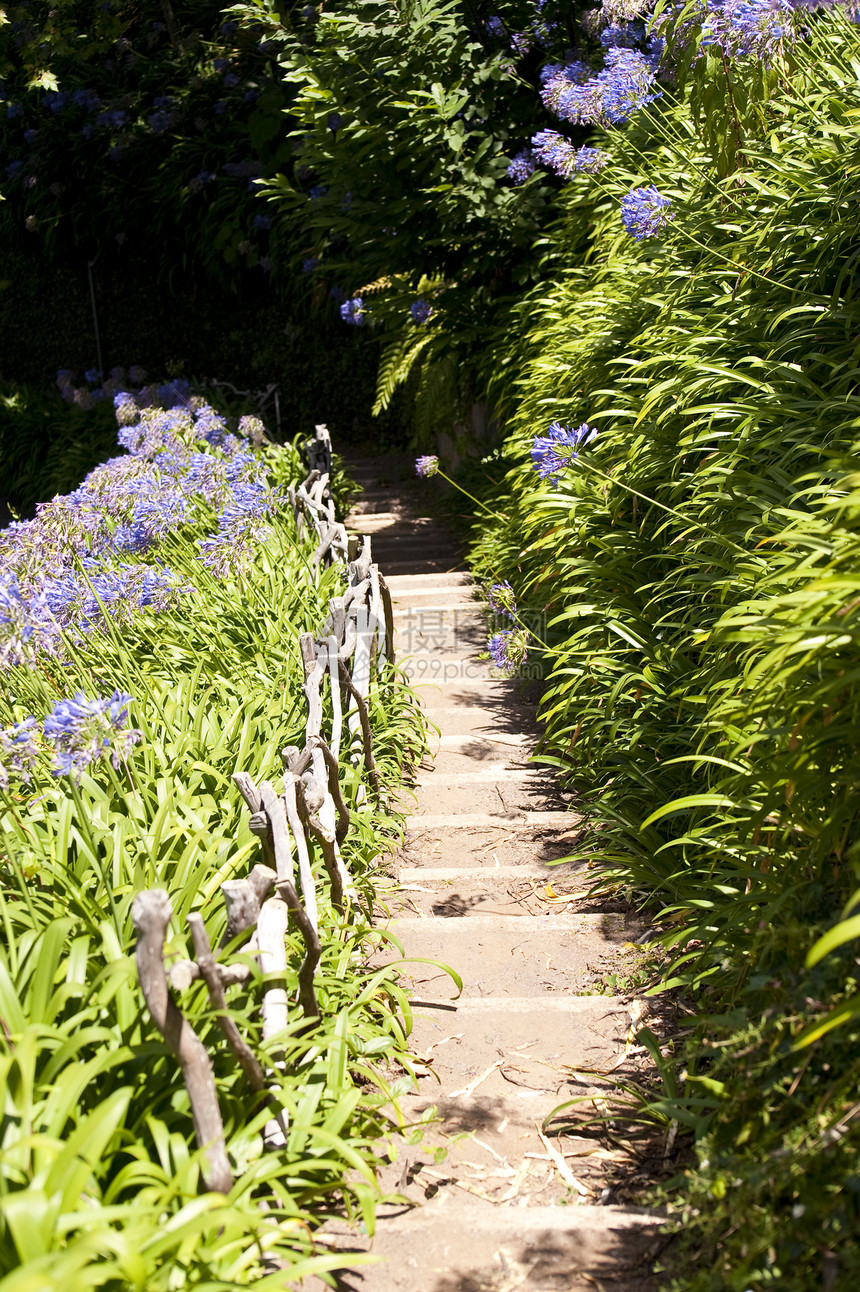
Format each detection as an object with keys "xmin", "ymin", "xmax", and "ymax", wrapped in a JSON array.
[{"xmin": 132, "ymin": 425, "xmax": 397, "ymax": 1193}]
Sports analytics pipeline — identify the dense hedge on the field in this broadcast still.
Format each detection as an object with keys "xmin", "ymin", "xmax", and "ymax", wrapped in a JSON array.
[{"xmin": 465, "ymin": 10, "xmax": 860, "ymax": 1289}]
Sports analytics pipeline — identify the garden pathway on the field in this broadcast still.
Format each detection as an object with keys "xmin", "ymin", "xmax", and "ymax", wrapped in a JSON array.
[{"xmin": 308, "ymin": 455, "xmax": 666, "ymax": 1292}]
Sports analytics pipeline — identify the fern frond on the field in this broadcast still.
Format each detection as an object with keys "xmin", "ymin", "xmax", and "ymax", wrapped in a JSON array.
[{"xmin": 372, "ymin": 332, "xmax": 435, "ymax": 415}]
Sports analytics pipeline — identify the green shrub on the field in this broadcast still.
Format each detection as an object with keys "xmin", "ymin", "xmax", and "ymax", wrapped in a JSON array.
[{"xmin": 463, "ymin": 9, "xmax": 860, "ymax": 1287}]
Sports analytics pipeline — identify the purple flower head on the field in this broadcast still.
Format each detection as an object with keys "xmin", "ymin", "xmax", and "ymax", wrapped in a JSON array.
[
  {"xmin": 600, "ymin": 21, "xmax": 645, "ymax": 48},
  {"xmin": 541, "ymin": 48, "xmax": 660, "ymax": 126},
  {"xmin": 114, "ymin": 391, "xmax": 139, "ymax": 427},
  {"xmin": 340, "ymin": 296, "xmax": 367, "ymax": 326},
  {"xmin": 511, "ymin": 31, "xmax": 532, "ymax": 56},
  {"xmin": 667, "ymin": 0, "xmax": 797, "ymax": 61},
  {"xmin": 45, "ymin": 90, "xmax": 69, "ymax": 114},
  {"xmin": 532, "ymin": 132, "xmax": 609, "ymax": 179},
  {"xmin": 486, "ymin": 16, "xmax": 506, "ymax": 38},
  {"xmin": 410, "ymin": 299, "xmax": 434, "ymax": 324},
  {"xmin": 507, "ymin": 150, "xmax": 536, "ymax": 184},
  {"xmin": 309, "ymin": 185, "xmax": 327, "ymax": 200},
  {"xmin": 487, "ymin": 628, "xmax": 529, "ymax": 676},
  {"xmin": 254, "ymin": 214, "xmax": 272, "ymax": 232},
  {"xmin": 487, "ymin": 581, "xmax": 517, "ymax": 619},
  {"xmin": 327, "ymin": 112, "xmax": 343, "ymax": 133},
  {"xmin": 197, "ymin": 530, "xmax": 253, "ymax": 578},
  {"xmin": 0, "ymin": 717, "xmax": 39, "ymax": 789},
  {"xmin": 43, "ymin": 690, "xmax": 142, "ymax": 781},
  {"xmin": 238, "ymin": 414, "xmax": 267, "ymax": 444},
  {"xmin": 531, "ymin": 422, "xmax": 598, "ymax": 482},
  {"xmin": 415, "ymin": 455, "xmax": 440, "ymax": 479},
  {"xmin": 303, "ymin": 256, "xmax": 319, "ymax": 274},
  {"xmin": 620, "ymin": 185, "xmax": 673, "ymax": 240},
  {"xmin": 128, "ymin": 365, "xmax": 148, "ymax": 385}
]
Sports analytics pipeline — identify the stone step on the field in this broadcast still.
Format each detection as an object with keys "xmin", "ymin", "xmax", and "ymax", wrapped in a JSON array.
[
  {"xmin": 376, "ymin": 912, "xmax": 635, "ymax": 1002},
  {"xmin": 372, "ymin": 535, "xmax": 462, "ymax": 554},
  {"xmin": 402, "ymin": 657, "xmax": 497, "ymax": 684},
  {"xmin": 304, "ymin": 1201, "xmax": 661, "ymax": 1292},
  {"xmin": 405, "ymin": 993, "xmax": 634, "ymax": 1101},
  {"xmin": 393, "ymin": 863, "xmax": 593, "ymax": 919},
  {"xmin": 381, "ymin": 559, "xmax": 467, "ymax": 577},
  {"xmin": 406, "ymin": 779, "xmax": 559, "ymax": 817},
  {"xmin": 396, "ymin": 621, "xmax": 487, "ymax": 654},
  {"xmin": 419, "ymin": 702, "xmax": 540, "ymax": 739},
  {"xmin": 393, "ymin": 601, "xmax": 483, "ymax": 615},
  {"xmin": 399, "ymin": 864, "xmax": 583, "ymax": 883},
  {"xmin": 401, "ymin": 820, "xmax": 582, "ymax": 869},
  {"xmin": 414, "ymin": 764, "xmax": 541, "ymax": 784},
  {"xmin": 385, "ymin": 570, "xmax": 471, "ymax": 590},
  {"xmin": 348, "ymin": 510, "xmax": 437, "ymax": 527},
  {"xmin": 411, "ymin": 810, "xmax": 578, "ymax": 828}
]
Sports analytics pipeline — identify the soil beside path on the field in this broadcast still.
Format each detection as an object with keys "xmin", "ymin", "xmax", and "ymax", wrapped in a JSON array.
[{"xmin": 307, "ymin": 455, "xmax": 667, "ymax": 1292}]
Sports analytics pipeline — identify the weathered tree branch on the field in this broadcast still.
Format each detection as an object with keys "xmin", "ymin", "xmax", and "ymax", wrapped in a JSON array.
[
  {"xmin": 338, "ymin": 657, "xmax": 381, "ymax": 798},
  {"xmin": 276, "ymin": 879, "xmax": 321, "ymax": 1019},
  {"xmin": 187, "ymin": 912, "xmax": 268, "ymax": 1096},
  {"xmin": 132, "ymin": 890, "xmax": 233, "ymax": 1194}
]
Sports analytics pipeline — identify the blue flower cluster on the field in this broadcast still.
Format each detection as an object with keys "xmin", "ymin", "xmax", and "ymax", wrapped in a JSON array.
[
  {"xmin": 0, "ymin": 690, "xmax": 141, "ymax": 789},
  {"xmin": 664, "ymin": 0, "xmax": 798, "ymax": 61},
  {"xmin": 410, "ymin": 299, "xmax": 434, "ymax": 324},
  {"xmin": 0, "ymin": 385, "xmax": 281, "ymax": 668},
  {"xmin": 507, "ymin": 150, "xmax": 536, "ymax": 184},
  {"xmin": 340, "ymin": 297, "xmax": 367, "ymax": 326},
  {"xmin": 487, "ymin": 581, "xmax": 517, "ymax": 619},
  {"xmin": 531, "ymin": 422, "xmax": 599, "ymax": 483},
  {"xmin": 532, "ymin": 132, "xmax": 609, "ymax": 179},
  {"xmin": 540, "ymin": 48, "xmax": 661, "ymax": 126},
  {"xmin": 620, "ymin": 186, "xmax": 673, "ymax": 240},
  {"xmin": 488, "ymin": 628, "xmax": 530, "ymax": 676}
]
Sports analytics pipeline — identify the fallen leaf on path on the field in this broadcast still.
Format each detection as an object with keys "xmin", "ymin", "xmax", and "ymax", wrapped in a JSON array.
[
  {"xmin": 536, "ymin": 1123, "xmax": 591, "ymax": 1196},
  {"xmin": 450, "ymin": 1060, "xmax": 502, "ymax": 1097}
]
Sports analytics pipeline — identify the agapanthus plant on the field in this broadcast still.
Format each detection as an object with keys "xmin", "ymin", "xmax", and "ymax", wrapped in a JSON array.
[
  {"xmin": 531, "ymin": 423, "xmax": 599, "ymax": 483},
  {"xmin": 532, "ymin": 132, "xmax": 610, "ymax": 179},
  {"xmin": 0, "ymin": 717, "xmax": 39, "ymax": 790},
  {"xmin": 663, "ymin": 0, "xmax": 799, "ymax": 62},
  {"xmin": 620, "ymin": 185, "xmax": 673, "ymax": 239},
  {"xmin": 541, "ymin": 47, "xmax": 661, "ymax": 126},
  {"xmin": 487, "ymin": 628, "xmax": 530, "ymax": 676},
  {"xmin": 42, "ymin": 690, "xmax": 142, "ymax": 782},
  {"xmin": 487, "ymin": 581, "xmax": 518, "ymax": 619},
  {"xmin": 0, "ymin": 383, "xmax": 280, "ymax": 667}
]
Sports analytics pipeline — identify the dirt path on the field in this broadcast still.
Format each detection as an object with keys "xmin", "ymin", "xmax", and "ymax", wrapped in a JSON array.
[{"xmin": 310, "ymin": 456, "xmax": 666, "ymax": 1291}]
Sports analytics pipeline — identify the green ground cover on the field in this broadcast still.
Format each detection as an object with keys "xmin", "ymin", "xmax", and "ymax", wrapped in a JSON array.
[{"xmin": 0, "ymin": 391, "xmax": 428, "ymax": 1287}]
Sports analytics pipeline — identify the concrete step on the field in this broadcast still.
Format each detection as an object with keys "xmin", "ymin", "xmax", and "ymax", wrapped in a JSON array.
[
  {"xmin": 381, "ymin": 559, "xmax": 467, "ymax": 577},
  {"xmin": 400, "ymin": 821, "xmax": 583, "ymax": 869},
  {"xmin": 395, "ymin": 619, "xmax": 487, "ymax": 654},
  {"xmin": 405, "ymin": 993, "xmax": 635, "ymax": 1099},
  {"xmin": 405, "ymin": 778, "xmax": 560, "ymax": 817},
  {"xmin": 376, "ymin": 912, "xmax": 637, "ymax": 1002},
  {"xmin": 410, "ymin": 810, "xmax": 579, "ymax": 829},
  {"xmin": 393, "ymin": 863, "xmax": 595, "ymax": 919},
  {"xmin": 385, "ymin": 571, "xmax": 471, "ymax": 590},
  {"xmin": 305, "ymin": 1201, "xmax": 662, "ymax": 1292},
  {"xmin": 414, "ymin": 764, "xmax": 541, "ymax": 784}
]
